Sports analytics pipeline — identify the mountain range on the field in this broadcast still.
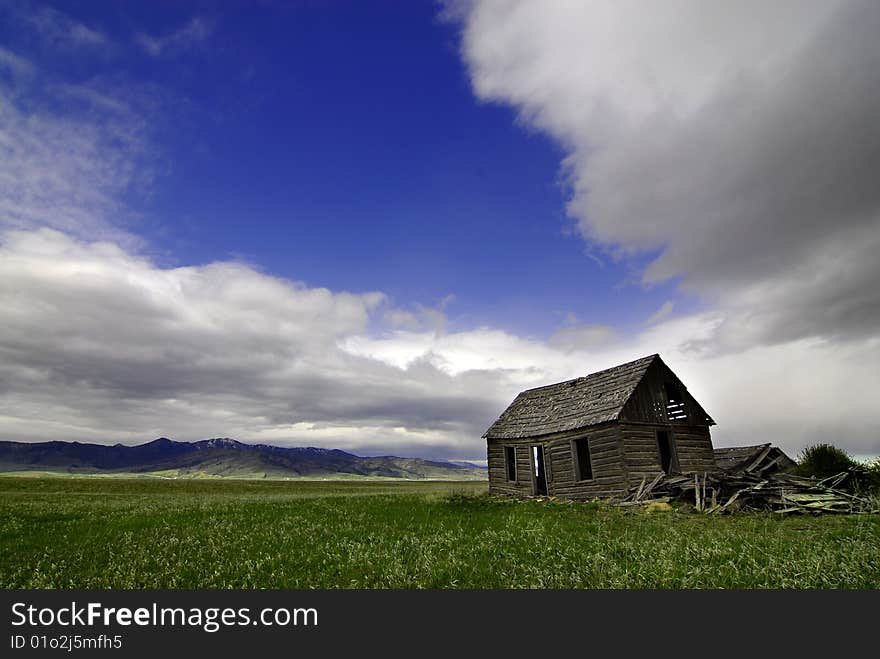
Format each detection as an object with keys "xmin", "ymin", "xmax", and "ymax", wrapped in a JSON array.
[{"xmin": 0, "ymin": 438, "xmax": 487, "ymax": 480}]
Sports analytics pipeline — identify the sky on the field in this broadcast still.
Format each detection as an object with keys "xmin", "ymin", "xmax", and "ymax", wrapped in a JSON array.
[{"xmin": 1, "ymin": 0, "xmax": 878, "ymax": 462}]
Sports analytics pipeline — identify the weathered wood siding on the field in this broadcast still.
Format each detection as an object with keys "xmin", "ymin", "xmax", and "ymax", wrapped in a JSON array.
[
  {"xmin": 619, "ymin": 422, "xmax": 716, "ymax": 488},
  {"xmin": 486, "ymin": 438, "xmax": 535, "ymax": 497},
  {"xmin": 487, "ymin": 423, "xmax": 628, "ymax": 499},
  {"xmin": 620, "ymin": 358, "xmax": 713, "ymax": 426},
  {"xmin": 545, "ymin": 423, "xmax": 628, "ymax": 499},
  {"xmin": 669, "ymin": 424, "xmax": 717, "ymax": 474}
]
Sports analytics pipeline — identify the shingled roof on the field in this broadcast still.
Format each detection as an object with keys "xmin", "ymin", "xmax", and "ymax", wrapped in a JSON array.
[
  {"xmin": 713, "ymin": 445, "xmax": 769, "ymax": 471},
  {"xmin": 484, "ymin": 354, "xmax": 659, "ymax": 440},
  {"xmin": 713, "ymin": 444, "xmax": 797, "ymax": 473}
]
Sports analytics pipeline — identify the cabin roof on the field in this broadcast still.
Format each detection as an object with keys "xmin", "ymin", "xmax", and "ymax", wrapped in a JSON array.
[
  {"xmin": 713, "ymin": 444, "xmax": 797, "ymax": 473},
  {"xmin": 484, "ymin": 354, "xmax": 660, "ymax": 440},
  {"xmin": 713, "ymin": 444, "xmax": 769, "ymax": 471}
]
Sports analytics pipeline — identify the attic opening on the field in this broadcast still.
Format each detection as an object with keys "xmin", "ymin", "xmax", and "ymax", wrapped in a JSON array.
[
  {"xmin": 664, "ymin": 382, "xmax": 688, "ymax": 421},
  {"xmin": 656, "ymin": 430, "xmax": 678, "ymax": 475}
]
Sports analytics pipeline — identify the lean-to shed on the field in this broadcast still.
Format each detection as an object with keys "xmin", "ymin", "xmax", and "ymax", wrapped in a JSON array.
[{"xmin": 484, "ymin": 354, "xmax": 717, "ymax": 499}]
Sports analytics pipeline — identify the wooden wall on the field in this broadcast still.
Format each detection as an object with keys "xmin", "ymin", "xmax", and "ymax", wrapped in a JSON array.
[
  {"xmin": 618, "ymin": 423, "xmax": 716, "ymax": 487},
  {"xmin": 544, "ymin": 423, "xmax": 628, "ymax": 499},
  {"xmin": 488, "ymin": 422, "xmax": 716, "ymax": 499},
  {"xmin": 487, "ymin": 422, "xmax": 628, "ymax": 499},
  {"xmin": 486, "ymin": 438, "xmax": 535, "ymax": 497},
  {"xmin": 666, "ymin": 424, "xmax": 717, "ymax": 474}
]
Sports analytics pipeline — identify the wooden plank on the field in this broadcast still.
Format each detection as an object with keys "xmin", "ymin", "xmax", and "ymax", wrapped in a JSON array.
[
  {"xmin": 744, "ymin": 445, "xmax": 773, "ymax": 473},
  {"xmin": 634, "ymin": 476, "xmax": 646, "ymax": 501},
  {"xmin": 639, "ymin": 472, "xmax": 665, "ymax": 501}
]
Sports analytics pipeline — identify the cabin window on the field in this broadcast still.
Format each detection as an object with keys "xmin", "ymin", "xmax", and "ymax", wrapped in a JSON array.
[
  {"xmin": 664, "ymin": 382, "xmax": 687, "ymax": 421},
  {"xmin": 504, "ymin": 446, "xmax": 517, "ymax": 482},
  {"xmin": 572, "ymin": 437, "xmax": 593, "ymax": 481},
  {"xmin": 656, "ymin": 430, "xmax": 678, "ymax": 474}
]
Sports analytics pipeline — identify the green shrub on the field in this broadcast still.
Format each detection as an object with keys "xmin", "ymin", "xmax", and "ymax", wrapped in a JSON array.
[
  {"xmin": 796, "ymin": 443, "xmax": 856, "ymax": 479},
  {"xmin": 796, "ymin": 444, "xmax": 880, "ymax": 494},
  {"xmin": 853, "ymin": 458, "xmax": 880, "ymax": 495}
]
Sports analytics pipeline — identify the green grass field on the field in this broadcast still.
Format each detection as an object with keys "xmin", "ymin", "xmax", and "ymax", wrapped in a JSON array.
[{"xmin": 1, "ymin": 476, "xmax": 878, "ymax": 588}]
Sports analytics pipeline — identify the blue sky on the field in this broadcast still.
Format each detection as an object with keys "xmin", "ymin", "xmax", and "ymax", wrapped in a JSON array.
[
  {"xmin": 1, "ymin": 1, "xmax": 879, "ymax": 461},
  {"xmin": 3, "ymin": 0, "xmax": 683, "ymax": 337}
]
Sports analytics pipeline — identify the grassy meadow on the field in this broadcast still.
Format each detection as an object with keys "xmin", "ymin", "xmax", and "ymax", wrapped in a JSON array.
[{"xmin": 1, "ymin": 475, "xmax": 878, "ymax": 589}]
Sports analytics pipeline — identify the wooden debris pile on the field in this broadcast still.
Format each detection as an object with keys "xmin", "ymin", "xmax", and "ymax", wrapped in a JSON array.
[{"xmin": 618, "ymin": 445, "xmax": 876, "ymax": 514}]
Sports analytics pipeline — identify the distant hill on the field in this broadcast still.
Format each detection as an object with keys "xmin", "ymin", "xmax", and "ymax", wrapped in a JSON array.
[{"xmin": 0, "ymin": 438, "xmax": 487, "ymax": 481}]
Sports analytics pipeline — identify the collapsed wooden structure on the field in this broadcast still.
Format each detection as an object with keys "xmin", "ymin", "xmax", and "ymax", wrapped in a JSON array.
[
  {"xmin": 712, "ymin": 443, "xmax": 796, "ymax": 475},
  {"xmin": 620, "ymin": 442, "xmax": 875, "ymax": 514},
  {"xmin": 484, "ymin": 354, "xmax": 716, "ymax": 499}
]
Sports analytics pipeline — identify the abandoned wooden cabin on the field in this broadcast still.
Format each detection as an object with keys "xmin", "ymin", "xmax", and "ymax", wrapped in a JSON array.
[{"xmin": 484, "ymin": 354, "xmax": 717, "ymax": 499}]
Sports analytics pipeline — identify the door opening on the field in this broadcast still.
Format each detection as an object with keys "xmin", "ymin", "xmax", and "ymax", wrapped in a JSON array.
[
  {"xmin": 657, "ymin": 430, "xmax": 678, "ymax": 474},
  {"xmin": 532, "ymin": 445, "xmax": 548, "ymax": 495}
]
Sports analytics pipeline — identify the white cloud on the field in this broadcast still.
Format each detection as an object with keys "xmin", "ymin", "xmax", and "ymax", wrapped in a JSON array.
[
  {"xmin": 0, "ymin": 48, "xmax": 151, "ymax": 245},
  {"xmin": 445, "ymin": 0, "xmax": 880, "ymax": 459},
  {"xmin": 1, "ymin": 1, "xmax": 877, "ymax": 463},
  {"xmin": 382, "ymin": 295, "xmax": 454, "ymax": 334},
  {"xmin": 452, "ymin": 0, "xmax": 880, "ymax": 348},
  {"xmin": 135, "ymin": 17, "xmax": 213, "ymax": 57},
  {"xmin": 17, "ymin": 4, "xmax": 110, "ymax": 50},
  {"xmin": 647, "ymin": 301, "xmax": 675, "ymax": 326},
  {"xmin": 549, "ymin": 324, "xmax": 614, "ymax": 352},
  {"xmin": 0, "ymin": 46, "xmax": 35, "ymax": 77},
  {"xmin": 1, "ymin": 228, "xmax": 878, "ymax": 459},
  {"xmin": 0, "ymin": 229, "xmax": 503, "ymax": 458}
]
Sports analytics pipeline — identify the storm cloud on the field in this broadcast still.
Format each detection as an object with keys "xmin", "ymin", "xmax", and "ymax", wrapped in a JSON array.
[
  {"xmin": 2, "ymin": 227, "xmax": 878, "ymax": 459},
  {"xmin": 1, "ymin": 2, "xmax": 879, "ymax": 461},
  {"xmin": 453, "ymin": 0, "xmax": 880, "ymax": 348},
  {"xmin": 0, "ymin": 228, "xmax": 524, "ymax": 458}
]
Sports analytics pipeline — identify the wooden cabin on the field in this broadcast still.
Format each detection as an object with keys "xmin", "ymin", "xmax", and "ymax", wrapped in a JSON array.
[{"xmin": 484, "ymin": 354, "xmax": 717, "ymax": 499}]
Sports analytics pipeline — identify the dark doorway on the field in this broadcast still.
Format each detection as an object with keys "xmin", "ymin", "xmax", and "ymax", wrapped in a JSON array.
[
  {"xmin": 656, "ymin": 430, "xmax": 678, "ymax": 474},
  {"xmin": 531, "ymin": 445, "xmax": 548, "ymax": 495}
]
